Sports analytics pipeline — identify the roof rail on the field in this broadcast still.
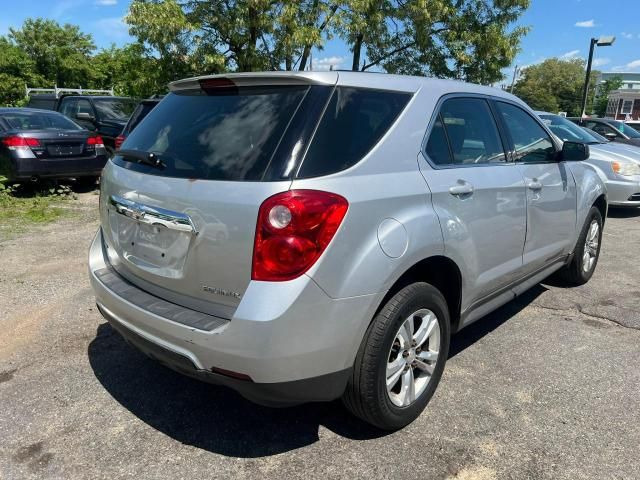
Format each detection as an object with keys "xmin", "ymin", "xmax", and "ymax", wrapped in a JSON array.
[{"xmin": 25, "ymin": 84, "xmax": 114, "ymax": 98}]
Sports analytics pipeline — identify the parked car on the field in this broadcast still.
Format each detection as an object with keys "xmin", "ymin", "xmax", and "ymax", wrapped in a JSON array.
[
  {"xmin": 0, "ymin": 108, "xmax": 107, "ymax": 183},
  {"xmin": 89, "ymin": 72, "xmax": 606, "ymax": 430},
  {"xmin": 568, "ymin": 117, "xmax": 640, "ymax": 147},
  {"xmin": 25, "ymin": 94, "xmax": 58, "ymax": 111},
  {"xmin": 57, "ymin": 96, "xmax": 138, "ymax": 157},
  {"xmin": 540, "ymin": 113, "xmax": 640, "ymax": 207},
  {"xmin": 114, "ymin": 96, "xmax": 163, "ymax": 150},
  {"xmin": 625, "ymin": 120, "xmax": 640, "ymax": 133}
]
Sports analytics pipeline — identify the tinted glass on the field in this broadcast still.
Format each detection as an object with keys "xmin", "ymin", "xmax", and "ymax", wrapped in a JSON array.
[
  {"xmin": 425, "ymin": 114, "xmax": 452, "ymax": 165},
  {"xmin": 123, "ymin": 101, "xmax": 157, "ymax": 136},
  {"xmin": 26, "ymin": 96, "xmax": 57, "ymax": 111},
  {"xmin": 297, "ymin": 87, "xmax": 410, "ymax": 178},
  {"xmin": 496, "ymin": 102, "xmax": 555, "ymax": 163},
  {"xmin": 586, "ymin": 121, "xmax": 619, "ymax": 138},
  {"xmin": 93, "ymin": 98, "xmax": 137, "ymax": 121},
  {"xmin": 540, "ymin": 114, "xmax": 600, "ymax": 144},
  {"xmin": 432, "ymin": 98, "xmax": 506, "ymax": 165},
  {"xmin": 116, "ymin": 86, "xmax": 309, "ymax": 181},
  {"xmin": 0, "ymin": 111, "xmax": 81, "ymax": 131}
]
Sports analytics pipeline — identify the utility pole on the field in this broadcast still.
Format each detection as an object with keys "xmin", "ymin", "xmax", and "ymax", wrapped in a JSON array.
[{"xmin": 509, "ymin": 65, "xmax": 519, "ymax": 93}]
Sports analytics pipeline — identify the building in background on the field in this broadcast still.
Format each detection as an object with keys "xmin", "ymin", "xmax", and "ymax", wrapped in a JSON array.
[{"xmin": 600, "ymin": 72, "xmax": 640, "ymax": 121}]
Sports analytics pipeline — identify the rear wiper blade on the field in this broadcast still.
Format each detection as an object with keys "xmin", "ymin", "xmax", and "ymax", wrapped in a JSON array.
[{"xmin": 116, "ymin": 149, "xmax": 166, "ymax": 169}]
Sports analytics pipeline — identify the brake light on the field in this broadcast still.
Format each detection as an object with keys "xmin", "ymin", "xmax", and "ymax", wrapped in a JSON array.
[
  {"xmin": 86, "ymin": 136, "xmax": 104, "ymax": 147},
  {"xmin": 2, "ymin": 136, "xmax": 41, "ymax": 148},
  {"xmin": 252, "ymin": 190, "xmax": 348, "ymax": 281},
  {"xmin": 115, "ymin": 135, "xmax": 125, "ymax": 150}
]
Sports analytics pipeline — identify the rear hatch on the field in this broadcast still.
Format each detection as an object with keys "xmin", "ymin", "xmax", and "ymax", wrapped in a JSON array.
[{"xmin": 99, "ymin": 74, "xmax": 337, "ymax": 318}]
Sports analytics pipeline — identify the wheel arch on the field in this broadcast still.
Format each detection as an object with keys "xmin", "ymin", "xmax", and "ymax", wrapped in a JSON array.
[
  {"xmin": 376, "ymin": 255, "xmax": 463, "ymax": 333},
  {"xmin": 593, "ymin": 193, "xmax": 607, "ymax": 225}
]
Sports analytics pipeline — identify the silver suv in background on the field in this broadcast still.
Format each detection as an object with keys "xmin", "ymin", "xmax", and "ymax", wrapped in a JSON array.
[
  {"xmin": 539, "ymin": 112, "xmax": 640, "ymax": 207},
  {"xmin": 89, "ymin": 72, "xmax": 606, "ymax": 430}
]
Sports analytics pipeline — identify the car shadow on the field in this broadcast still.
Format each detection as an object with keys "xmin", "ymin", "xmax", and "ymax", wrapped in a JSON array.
[{"xmin": 88, "ymin": 285, "xmax": 545, "ymax": 457}]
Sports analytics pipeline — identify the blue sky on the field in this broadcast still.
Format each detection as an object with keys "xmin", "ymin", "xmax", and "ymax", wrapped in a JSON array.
[{"xmin": 1, "ymin": 0, "xmax": 639, "ymax": 81}]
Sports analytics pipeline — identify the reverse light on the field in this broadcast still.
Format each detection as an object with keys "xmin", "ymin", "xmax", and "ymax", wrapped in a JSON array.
[
  {"xmin": 612, "ymin": 160, "xmax": 640, "ymax": 176},
  {"xmin": 87, "ymin": 136, "xmax": 104, "ymax": 147},
  {"xmin": 115, "ymin": 134, "xmax": 125, "ymax": 150},
  {"xmin": 252, "ymin": 190, "xmax": 349, "ymax": 281},
  {"xmin": 2, "ymin": 136, "xmax": 41, "ymax": 149}
]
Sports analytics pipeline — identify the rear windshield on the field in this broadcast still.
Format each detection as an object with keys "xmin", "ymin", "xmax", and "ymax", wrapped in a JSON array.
[
  {"xmin": 114, "ymin": 84, "xmax": 411, "ymax": 181},
  {"xmin": 0, "ymin": 111, "xmax": 81, "ymax": 131},
  {"xmin": 115, "ymin": 85, "xmax": 310, "ymax": 181},
  {"xmin": 94, "ymin": 98, "xmax": 138, "ymax": 121}
]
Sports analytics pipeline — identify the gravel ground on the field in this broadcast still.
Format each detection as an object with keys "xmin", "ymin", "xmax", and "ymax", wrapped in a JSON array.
[{"xmin": 1, "ymin": 194, "xmax": 639, "ymax": 480}]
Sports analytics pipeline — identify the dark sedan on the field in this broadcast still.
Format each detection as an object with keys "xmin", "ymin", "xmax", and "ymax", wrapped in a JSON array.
[
  {"xmin": 0, "ymin": 108, "xmax": 108, "ymax": 183},
  {"xmin": 568, "ymin": 117, "xmax": 640, "ymax": 147}
]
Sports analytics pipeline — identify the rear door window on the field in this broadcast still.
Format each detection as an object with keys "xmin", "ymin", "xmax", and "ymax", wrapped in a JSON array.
[
  {"xmin": 297, "ymin": 87, "xmax": 411, "ymax": 178},
  {"xmin": 115, "ymin": 85, "xmax": 311, "ymax": 181},
  {"xmin": 424, "ymin": 97, "xmax": 506, "ymax": 166}
]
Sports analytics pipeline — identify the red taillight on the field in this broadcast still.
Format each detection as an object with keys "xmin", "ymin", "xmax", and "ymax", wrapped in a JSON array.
[
  {"xmin": 87, "ymin": 136, "xmax": 104, "ymax": 147},
  {"xmin": 252, "ymin": 190, "xmax": 348, "ymax": 281},
  {"xmin": 2, "ymin": 136, "xmax": 41, "ymax": 148},
  {"xmin": 115, "ymin": 134, "xmax": 125, "ymax": 150}
]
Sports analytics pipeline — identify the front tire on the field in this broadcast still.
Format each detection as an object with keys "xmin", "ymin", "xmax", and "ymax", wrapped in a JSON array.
[
  {"xmin": 558, "ymin": 206, "xmax": 603, "ymax": 285},
  {"xmin": 343, "ymin": 282, "xmax": 450, "ymax": 430}
]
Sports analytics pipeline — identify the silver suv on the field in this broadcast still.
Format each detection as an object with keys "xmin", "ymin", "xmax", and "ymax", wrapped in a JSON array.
[{"xmin": 89, "ymin": 72, "xmax": 606, "ymax": 430}]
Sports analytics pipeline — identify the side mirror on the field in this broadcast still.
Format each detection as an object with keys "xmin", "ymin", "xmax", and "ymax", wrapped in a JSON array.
[
  {"xmin": 76, "ymin": 112, "xmax": 95, "ymax": 122},
  {"xmin": 604, "ymin": 132, "xmax": 617, "ymax": 141},
  {"xmin": 561, "ymin": 141, "xmax": 589, "ymax": 161}
]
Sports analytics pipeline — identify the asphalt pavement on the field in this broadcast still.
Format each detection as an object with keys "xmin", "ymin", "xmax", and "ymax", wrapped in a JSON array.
[{"xmin": 1, "ymin": 194, "xmax": 639, "ymax": 479}]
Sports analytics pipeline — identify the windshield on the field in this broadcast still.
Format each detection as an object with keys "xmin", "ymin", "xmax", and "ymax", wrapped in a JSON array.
[
  {"xmin": 0, "ymin": 111, "xmax": 82, "ymax": 131},
  {"xmin": 93, "ymin": 98, "xmax": 138, "ymax": 121},
  {"xmin": 583, "ymin": 127, "xmax": 609, "ymax": 143},
  {"xmin": 609, "ymin": 120, "xmax": 640, "ymax": 138},
  {"xmin": 540, "ymin": 114, "xmax": 601, "ymax": 144}
]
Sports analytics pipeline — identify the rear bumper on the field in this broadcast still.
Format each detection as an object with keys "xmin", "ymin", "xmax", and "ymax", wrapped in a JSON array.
[
  {"xmin": 89, "ymin": 229, "xmax": 383, "ymax": 405},
  {"xmin": 6, "ymin": 155, "xmax": 107, "ymax": 180}
]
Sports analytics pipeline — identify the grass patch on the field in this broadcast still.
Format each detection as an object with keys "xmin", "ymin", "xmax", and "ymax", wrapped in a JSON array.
[{"xmin": 0, "ymin": 178, "xmax": 79, "ymax": 239}]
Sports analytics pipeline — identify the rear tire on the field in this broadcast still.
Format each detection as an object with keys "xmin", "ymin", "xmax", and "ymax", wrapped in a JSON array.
[
  {"xmin": 342, "ymin": 282, "xmax": 450, "ymax": 430},
  {"xmin": 557, "ymin": 206, "xmax": 603, "ymax": 285},
  {"xmin": 76, "ymin": 176, "xmax": 99, "ymax": 189}
]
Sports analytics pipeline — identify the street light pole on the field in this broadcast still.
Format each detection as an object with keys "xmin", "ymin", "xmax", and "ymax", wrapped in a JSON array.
[
  {"xmin": 580, "ymin": 38, "xmax": 597, "ymax": 118},
  {"xmin": 580, "ymin": 36, "xmax": 616, "ymax": 118}
]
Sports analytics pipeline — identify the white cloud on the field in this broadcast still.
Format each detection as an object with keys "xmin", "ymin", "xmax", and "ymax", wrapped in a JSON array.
[
  {"xmin": 52, "ymin": 0, "xmax": 84, "ymax": 18},
  {"xmin": 560, "ymin": 49, "xmax": 580, "ymax": 59},
  {"xmin": 575, "ymin": 19, "xmax": 596, "ymax": 28},
  {"xmin": 627, "ymin": 59, "xmax": 640, "ymax": 70},
  {"xmin": 95, "ymin": 0, "xmax": 117, "ymax": 5},
  {"xmin": 621, "ymin": 32, "xmax": 634, "ymax": 39},
  {"xmin": 313, "ymin": 56, "xmax": 345, "ymax": 71},
  {"xmin": 92, "ymin": 17, "xmax": 128, "ymax": 40},
  {"xmin": 592, "ymin": 58, "xmax": 611, "ymax": 67}
]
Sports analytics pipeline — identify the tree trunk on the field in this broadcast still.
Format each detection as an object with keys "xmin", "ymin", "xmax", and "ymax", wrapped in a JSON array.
[
  {"xmin": 352, "ymin": 33, "xmax": 363, "ymax": 71},
  {"xmin": 298, "ymin": 44, "xmax": 312, "ymax": 71}
]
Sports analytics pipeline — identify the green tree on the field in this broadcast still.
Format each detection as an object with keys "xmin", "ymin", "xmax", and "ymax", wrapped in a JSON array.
[
  {"xmin": 513, "ymin": 58, "xmax": 599, "ymax": 116},
  {"xmin": 338, "ymin": 0, "xmax": 530, "ymax": 84},
  {"xmin": 593, "ymin": 75, "xmax": 623, "ymax": 117},
  {"xmin": 126, "ymin": 0, "xmax": 224, "ymax": 85},
  {"xmin": 8, "ymin": 18, "xmax": 95, "ymax": 88},
  {"xmin": 0, "ymin": 37, "xmax": 46, "ymax": 105}
]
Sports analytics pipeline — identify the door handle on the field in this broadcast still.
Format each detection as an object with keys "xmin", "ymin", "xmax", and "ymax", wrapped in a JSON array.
[
  {"xmin": 527, "ymin": 180, "xmax": 543, "ymax": 191},
  {"xmin": 449, "ymin": 181, "xmax": 474, "ymax": 198}
]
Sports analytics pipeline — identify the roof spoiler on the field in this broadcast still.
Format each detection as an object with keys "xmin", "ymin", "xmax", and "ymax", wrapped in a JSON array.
[{"xmin": 169, "ymin": 72, "xmax": 338, "ymax": 92}]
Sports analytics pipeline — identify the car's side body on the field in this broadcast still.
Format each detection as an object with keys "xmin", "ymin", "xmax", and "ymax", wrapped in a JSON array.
[{"xmin": 89, "ymin": 72, "xmax": 606, "ymax": 408}]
